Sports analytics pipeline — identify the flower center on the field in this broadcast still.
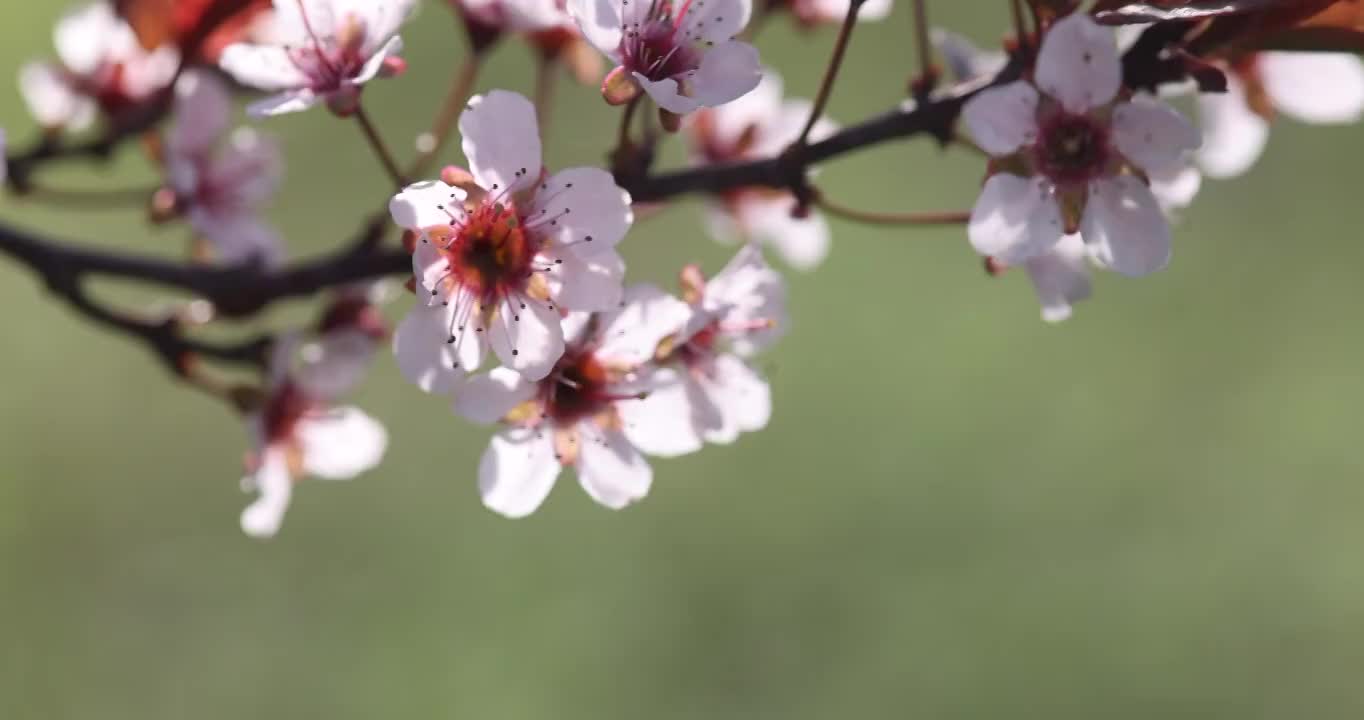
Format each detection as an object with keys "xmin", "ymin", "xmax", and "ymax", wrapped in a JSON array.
[
  {"xmin": 620, "ymin": 14, "xmax": 701, "ymax": 82},
  {"xmin": 542, "ymin": 351, "xmax": 612, "ymax": 425},
  {"xmin": 1033, "ymin": 113, "xmax": 1111, "ymax": 185},
  {"xmin": 261, "ymin": 382, "xmax": 312, "ymax": 443},
  {"xmin": 439, "ymin": 201, "xmax": 536, "ymax": 300}
]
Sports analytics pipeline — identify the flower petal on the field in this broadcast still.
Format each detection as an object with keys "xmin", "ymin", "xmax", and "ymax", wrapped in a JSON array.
[
  {"xmin": 635, "ymin": 73, "xmax": 702, "ymax": 114},
  {"xmin": 529, "ymin": 167, "xmax": 633, "ymax": 252},
  {"xmin": 296, "ymin": 406, "xmax": 388, "ymax": 480},
  {"xmin": 544, "ymin": 248, "xmax": 626, "ymax": 312},
  {"xmin": 55, "ymin": 2, "xmax": 119, "ymax": 76},
  {"xmin": 618, "ymin": 366, "xmax": 705, "ymax": 458},
  {"xmin": 218, "ymin": 43, "xmax": 310, "ymax": 90},
  {"xmin": 352, "ymin": 35, "xmax": 404, "ymax": 85},
  {"xmin": 1261, "ymin": 51, "xmax": 1364, "ymax": 125},
  {"xmin": 194, "ymin": 212, "xmax": 285, "ymax": 267},
  {"xmin": 567, "ymin": 0, "xmax": 625, "ymax": 60},
  {"xmin": 968, "ymin": 174, "xmax": 1064, "ymax": 264},
  {"xmin": 453, "ymin": 367, "xmax": 538, "ymax": 424},
  {"xmin": 1195, "ymin": 76, "xmax": 1269, "ymax": 178},
  {"xmin": 1022, "ymin": 235, "xmax": 1092, "ymax": 323},
  {"xmin": 19, "ymin": 62, "xmax": 93, "ymax": 131},
  {"xmin": 932, "ymin": 29, "xmax": 1009, "ymax": 83},
  {"xmin": 169, "ymin": 71, "xmax": 232, "ymax": 156},
  {"xmin": 461, "ymin": 90, "xmax": 543, "ymax": 194},
  {"xmin": 488, "ymin": 295, "xmax": 564, "ymax": 381},
  {"xmin": 1035, "ymin": 13, "xmax": 1121, "ymax": 113},
  {"xmin": 1111, "ymin": 95, "xmax": 1199, "ymax": 174},
  {"xmin": 962, "ymin": 80, "xmax": 1040, "ymax": 156},
  {"xmin": 390, "ymin": 180, "xmax": 463, "ymax": 231},
  {"xmin": 691, "ymin": 41, "xmax": 763, "ymax": 108},
  {"xmin": 678, "ymin": 0, "xmax": 752, "ymax": 44},
  {"xmin": 693, "ymin": 354, "xmax": 771, "ymax": 444},
  {"xmin": 479, "ymin": 428, "xmax": 562, "ymax": 518},
  {"xmin": 240, "ymin": 448, "xmax": 293, "ymax": 539},
  {"xmin": 734, "ymin": 193, "xmax": 831, "ymax": 271},
  {"xmin": 393, "ymin": 302, "xmax": 470, "ymax": 393},
  {"xmin": 575, "ymin": 426, "xmax": 653, "ymax": 509},
  {"xmin": 246, "ymin": 90, "xmax": 322, "ymax": 117},
  {"xmin": 596, "ymin": 284, "xmax": 694, "ymax": 367},
  {"xmin": 1082, "ymin": 176, "xmax": 1170, "ymax": 278}
]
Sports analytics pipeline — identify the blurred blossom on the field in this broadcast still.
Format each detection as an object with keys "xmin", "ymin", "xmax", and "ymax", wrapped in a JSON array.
[
  {"xmin": 1197, "ymin": 52, "xmax": 1364, "ymax": 178},
  {"xmin": 570, "ymin": 0, "xmax": 762, "ymax": 114},
  {"xmin": 218, "ymin": 0, "xmax": 416, "ymax": 117},
  {"xmin": 391, "ymin": 90, "xmax": 633, "ymax": 387},
  {"xmin": 453, "ymin": 290, "xmax": 708, "ymax": 518},
  {"xmin": 239, "ymin": 333, "xmax": 387, "ymax": 539},
  {"xmin": 932, "ymin": 28, "xmax": 1006, "ymax": 83},
  {"xmin": 687, "ymin": 69, "xmax": 834, "ymax": 269},
  {"xmin": 19, "ymin": 1, "xmax": 179, "ymax": 132},
  {"xmin": 962, "ymin": 13, "xmax": 1199, "ymax": 278},
  {"xmin": 164, "ymin": 71, "xmax": 284, "ymax": 266},
  {"xmin": 778, "ymin": 0, "xmax": 891, "ymax": 28},
  {"xmin": 297, "ymin": 283, "xmax": 391, "ymax": 399}
]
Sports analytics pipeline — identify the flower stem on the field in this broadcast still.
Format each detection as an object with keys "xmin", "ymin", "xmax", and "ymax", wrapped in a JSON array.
[
  {"xmin": 912, "ymin": 0, "xmax": 932, "ymax": 81},
  {"xmin": 617, "ymin": 95, "xmax": 642, "ymax": 151},
  {"xmin": 534, "ymin": 56, "xmax": 559, "ymax": 137},
  {"xmin": 353, "ymin": 103, "xmax": 407, "ymax": 189},
  {"xmin": 815, "ymin": 190, "xmax": 969, "ymax": 226},
  {"xmin": 796, "ymin": 0, "xmax": 867, "ymax": 145},
  {"xmin": 407, "ymin": 54, "xmax": 482, "ymax": 179}
]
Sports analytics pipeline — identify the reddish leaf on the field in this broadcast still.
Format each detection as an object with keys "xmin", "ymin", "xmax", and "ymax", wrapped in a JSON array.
[{"xmin": 115, "ymin": 0, "xmax": 271, "ymax": 60}]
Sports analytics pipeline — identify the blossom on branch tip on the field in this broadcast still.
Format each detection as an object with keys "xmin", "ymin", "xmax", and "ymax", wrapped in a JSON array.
[
  {"xmin": 390, "ymin": 90, "xmax": 633, "ymax": 390},
  {"xmin": 774, "ymin": 0, "xmax": 891, "ymax": 29},
  {"xmin": 454, "ymin": 290, "xmax": 707, "ymax": 518},
  {"xmin": 218, "ymin": 0, "xmax": 417, "ymax": 117},
  {"xmin": 961, "ymin": 13, "xmax": 1199, "ymax": 278},
  {"xmin": 569, "ymin": 0, "xmax": 763, "ymax": 114},
  {"xmin": 687, "ymin": 69, "xmax": 834, "ymax": 269},
  {"xmin": 239, "ymin": 333, "xmax": 387, "ymax": 539},
  {"xmin": 19, "ymin": 2, "xmax": 179, "ymax": 132},
  {"xmin": 164, "ymin": 71, "xmax": 284, "ymax": 267}
]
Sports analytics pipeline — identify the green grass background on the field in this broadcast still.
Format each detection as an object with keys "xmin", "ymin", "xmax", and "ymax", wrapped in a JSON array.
[{"xmin": 5, "ymin": 2, "xmax": 1364, "ymax": 718}]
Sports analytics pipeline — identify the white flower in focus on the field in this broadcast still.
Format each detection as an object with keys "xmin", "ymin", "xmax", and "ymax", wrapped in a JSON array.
[
  {"xmin": 165, "ymin": 71, "xmax": 284, "ymax": 266},
  {"xmin": 783, "ymin": 0, "xmax": 890, "ymax": 28},
  {"xmin": 961, "ymin": 13, "xmax": 1199, "ymax": 277},
  {"xmin": 985, "ymin": 235, "xmax": 1093, "ymax": 323},
  {"xmin": 453, "ymin": 291, "xmax": 707, "ymax": 517},
  {"xmin": 569, "ymin": 0, "xmax": 762, "ymax": 114},
  {"xmin": 240, "ymin": 335, "xmax": 387, "ymax": 539},
  {"xmin": 390, "ymin": 90, "xmax": 633, "ymax": 390},
  {"xmin": 659, "ymin": 245, "xmax": 785, "ymax": 443},
  {"xmin": 687, "ymin": 69, "xmax": 834, "ymax": 269},
  {"xmin": 218, "ymin": 0, "xmax": 416, "ymax": 117},
  {"xmin": 1197, "ymin": 52, "xmax": 1364, "ymax": 178},
  {"xmin": 19, "ymin": 2, "xmax": 179, "ymax": 132}
]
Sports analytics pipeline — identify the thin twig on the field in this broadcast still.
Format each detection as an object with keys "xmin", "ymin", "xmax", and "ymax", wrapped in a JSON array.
[
  {"xmin": 20, "ymin": 184, "xmax": 159, "ymax": 210},
  {"xmin": 353, "ymin": 103, "xmax": 407, "ymax": 188},
  {"xmin": 815, "ymin": 190, "xmax": 970, "ymax": 226},
  {"xmin": 534, "ymin": 56, "xmax": 559, "ymax": 134},
  {"xmin": 796, "ymin": 0, "xmax": 867, "ymax": 145},
  {"xmin": 407, "ymin": 55, "xmax": 482, "ymax": 178}
]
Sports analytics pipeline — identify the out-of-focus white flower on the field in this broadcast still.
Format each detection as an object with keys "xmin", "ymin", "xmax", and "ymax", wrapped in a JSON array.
[
  {"xmin": 19, "ymin": 2, "xmax": 179, "ymax": 132},
  {"xmin": 932, "ymin": 28, "xmax": 1007, "ymax": 84},
  {"xmin": 1198, "ymin": 52, "xmax": 1364, "ymax": 178},
  {"xmin": 962, "ymin": 13, "xmax": 1199, "ymax": 278},
  {"xmin": 239, "ymin": 334, "xmax": 387, "ymax": 539},
  {"xmin": 218, "ymin": 0, "xmax": 416, "ymax": 117},
  {"xmin": 390, "ymin": 90, "xmax": 633, "ymax": 389},
  {"xmin": 453, "ymin": 288, "xmax": 707, "ymax": 517},
  {"xmin": 164, "ymin": 71, "xmax": 284, "ymax": 266},
  {"xmin": 687, "ymin": 69, "xmax": 834, "ymax": 269},
  {"xmin": 569, "ymin": 0, "xmax": 762, "ymax": 114},
  {"xmin": 457, "ymin": 0, "xmax": 568, "ymax": 33},
  {"xmin": 298, "ymin": 282, "xmax": 391, "ymax": 398},
  {"xmin": 780, "ymin": 0, "xmax": 891, "ymax": 28},
  {"xmin": 656, "ymin": 245, "xmax": 785, "ymax": 444}
]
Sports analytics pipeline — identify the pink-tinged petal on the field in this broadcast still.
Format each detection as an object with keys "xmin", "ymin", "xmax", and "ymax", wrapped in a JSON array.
[
  {"xmin": 1260, "ymin": 51, "xmax": 1364, "ymax": 124},
  {"xmin": 393, "ymin": 302, "xmax": 470, "ymax": 393},
  {"xmin": 530, "ymin": 167, "xmax": 633, "ymax": 251},
  {"xmin": 1035, "ymin": 13, "xmax": 1121, "ymax": 113},
  {"xmin": 617, "ymin": 366, "xmax": 705, "ymax": 458},
  {"xmin": 461, "ymin": 90, "xmax": 543, "ymax": 194},
  {"xmin": 120, "ymin": 45, "xmax": 180, "ymax": 99},
  {"xmin": 296, "ymin": 407, "xmax": 388, "ymax": 479},
  {"xmin": 678, "ymin": 0, "xmax": 752, "ymax": 44},
  {"xmin": 748, "ymin": 97, "xmax": 837, "ymax": 156},
  {"xmin": 691, "ymin": 41, "xmax": 763, "ymax": 108},
  {"xmin": 19, "ymin": 62, "xmax": 94, "ymax": 131},
  {"xmin": 54, "ymin": 2, "xmax": 119, "ymax": 76},
  {"xmin": 412, "ymin": 239, "xmax": 452, "ymax": 293},
  {"xmin": 453, "ymin": 367, "xmax": 537, "ymax": 424},
  {"xmin": 479, "ymin": 428, "xmax": 562, "ymax": 518},
  {"xmin": 735, "ymin": 194, "xmax": 830, "ymax": 271},
  {"xmin": 352, "ymin": 35, "xmax": 404, "ymax": 85},
  {"xmin": 207, "ymin": 127, "xmax": 283, "ymax": 210},
  {"xmin": 246, "ymin": 90, "xmax": 322, "ymax": 117},
  {"xmin": 1149, "ymin": 162, "xmax": 1201, "ymax": 215},
  {"xmin": 1195, "ymin": 77, "xmax": 1269, "ymax": 178},
  {"xmin": 169, "ymin": 71, "xmax": 232, "ymax": 155},
  {"xmin": 635, "ymin": 73, "xmax": 703, "ymax": 115},
  {"xmin": 544, "ymin": 249, "xmax": 625, "ymax": 312},
  {"xmin": 703, "ymin": 244, "xmax": 787, "ymax": 356},
  {"xmin": 296, "ymin": 330, "xmax": 377, "ymax": 399},
  {"xmin": 1111, "ymin": 96, "xmax": 1200, "ymax": 174},
  {"xmin": 498, "ymin": 0, "xmax": 572, "ymax": 32},
  {"xmin": 968, "ymin": 174, "xmax": 1064, "ymax": 264},
  {"xmin": 240, "ymin": 448, "xmax": 293, "ymax": 539},
  {"xmin": 597, "ymin": 284, "xmax": 695, "ymax": 367},
  {"xmin": 390, "ymin": 180, "xmax": 463, "ymax": 231},
  {"xmin": 1082, "ymin": 176, "xmax": 1170, "ymax": 278},
  {"xmin": 336, "ymin": 0, "xmax": 418, "ymax": 54},
  {"xmin": 575, "ymin": 426, "xmax": 653, "ymax": 509},
  {"xmin": 218, "ymin": 43, "xmax": 310, "ymax": 90},
  {"xmin": 1022, "ymin": 235, "xmax": 1092, "ymax": 324},
  {"xmin": 488, "ymin": 296, "xmax": 564, "ymax": 380},
  {"xmin": 694, "ymin": 354, "xmax": 771, "ymax": 444},
  {"xmin": 962, "ymin": 80, "xmax": 1040, "ymax": 156},
  {"xmin": 932, "ymin": 29, "xmax": 1009, "ymax": 83},
  {"xmin": 567, "ymin": 0, "xmax": 626, "ymax": 60},
  {"xmin": 696, "ymin": 68, "xmax": 784, "ymax": 150},
  {"xmin": 194, "ymin": 212, "xmax": 285, "ymax": 267}
]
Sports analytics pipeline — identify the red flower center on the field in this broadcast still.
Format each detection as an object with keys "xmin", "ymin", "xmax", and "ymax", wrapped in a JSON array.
[
  {"xmin": 542, "ymin": 350, "xmax": 613, "ymax": 425},
  {"xmin": 619, "ymin": 10, "xmax": 701, "ymax": 82},
  {"xmin": 436, "ymin": 200, "xmax": 538, "ymax": 303},
  {"xmin": 1032, "ymin": 112, "xmax": 1111, "ymax": 186}
]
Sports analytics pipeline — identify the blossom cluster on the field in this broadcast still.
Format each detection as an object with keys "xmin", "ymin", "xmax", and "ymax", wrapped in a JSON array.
[{"xmin": 7, "ymin": 0, "xmax": 1360, "ymax": 536}]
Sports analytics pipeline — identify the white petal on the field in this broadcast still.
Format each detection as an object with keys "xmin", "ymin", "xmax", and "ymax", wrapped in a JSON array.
[
  {"xmin": 479, "ymin": 428, "xmax": 562, "ymax": 518},
  {"xmin": 338, "ymin": 0, "xmax": 417, "ymax": 54},
  {"xmin": 246, "ymin": 90, "xmax": 322, "ymax": 117},
  {"xmin": 636, "ymin": 73, "xmax": 703, "ymax": 115},
  {"xmin": 545, "ymin": 249, "xmax": 626, "ymax": 312},
  {"xmin": 1022, "ymin": 235, "xmax": 1092, "ymax": 323},
  {"xmin": 195, "ymin": 212, "xmax": 285, "ymax": 267},
  {"xmin": 169, "ymin": 71, "xmax": 233, "ymax": 155},
  {"xmin": 618, "ymin": 366, "xmax": 705, "ymax": 458},
  {"xmin": 1035, "ymin": 13, "xmax": 1121, "ymax": 113},
  {"xmin": 962, "ymin": 80, "xmax": 1040, "ymax": 156},
  {"xmin": 702, "ymin": 243, "xmax": 788, "ymax": 356},
  {"xmin": 19, "ymin": 62, "xmax": 89, "ymax": 130},
  {"xmin": 575, "ymin": 426, "xmax": 653, "ymax": 509},
  {"xmin": 932, "ymin": 29, "xmax": 1009, "ymax": 83},
  {"xmin": 596, "ymin": 284, "xmax": 694, "ymax": 367},
  {"xmin": 733, "ymin": 195, "xmax": 830, "ymax": 271},
  {"xmin": 567, "ymin": 0, "xmax": 625, "ymax": 59},
  {"xmin": 691, "ymin": 41, "xmax": 763, "ymax": 109},
  {"xmin": 679, "ymin": 0, "xmax": 752, "ymax": 44},
  {"xmin": 119, "ymin": 44, "xmax": 180, "ymax": 99},
  {"xmin": 454, "ymin": 367, "xmax": 538, "ymax": 424},
  {"xmin": 1196, "ymin": 76, "xmax": 1269, "ymax": 178},
  {"xmin": 297, "ymin": 407, "xmax": 388, "ymax": 480},
  {"xmin": 461, "ymin": 90, "xmax": 543, "ymax": 194},
  {"xmin": 1261, "ymin": 51, "xmax": 1364, "ymax": 124},
  {"xmin": 240, "ymin": 448, "xmax": 293, "ymax": 539},
  {"xmin": 1148, "ymin": 162, "xmax": 1201, "ymax": 214},
  {"xmin": 694, "ymin": 354, "xmax": 771, "ymax": 443},
  {"xmin": 696, "ymin": 67, "xmax": 784, "ymax": 148},
  {"xmin": 968, "ymin": 174, "xmax": 1064, "ymax": 264},
  {"xmin": 489, "ymin": 296, "xmax": 564, "ymax": 381},
  {"xmin": 218, "ymin": 43, "xmax": 310, "ymax": 90},
  {"xmin": 1082, "ymin": 176, "xmax": 1171, "ymax": 278},
  {"xmin": 295, "ymin": 330, "xmax": 377, "ymax": 400},
  {"xmin": 529, "ymin": 167, "xmax": 633, "ymax": 251},
  {"xmin": 55, "ymin": 2, "xmax": 118, "ymax": 76},
  {"xmin": 1111, "ymin": 96, "xmax": 1200, "ymax": 173},
  {"xmin": 390, "ymin": 180, "xmax": 462, "ymax": 230},
  {"xmin": 351, "ymin": 35, "xmax": 404, "ymax": 85},
  {"xmin": 393, "ymin": 302, "xmax": 467, "ymax": 393}
]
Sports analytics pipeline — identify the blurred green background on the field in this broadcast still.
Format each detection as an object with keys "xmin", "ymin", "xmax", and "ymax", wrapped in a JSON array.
[{"xmin": 6, "ymin": 2, "xmax": 1364, "ymax": 718}]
